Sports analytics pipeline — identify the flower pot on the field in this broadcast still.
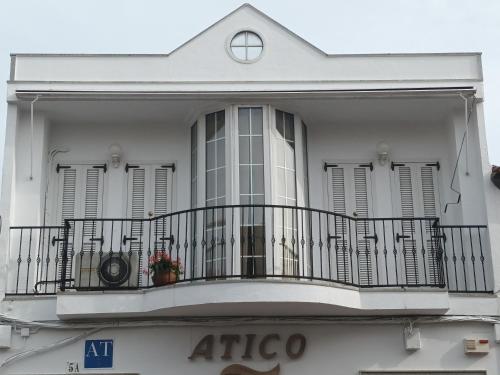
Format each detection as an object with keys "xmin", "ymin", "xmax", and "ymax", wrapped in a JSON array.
[
  {"xmin": 492, "ymin": 166, "xmax": 500, "ymax": 190},
  {"xmin": 152, "ymin": 271, "xmax": 177, "ymax": 286}
]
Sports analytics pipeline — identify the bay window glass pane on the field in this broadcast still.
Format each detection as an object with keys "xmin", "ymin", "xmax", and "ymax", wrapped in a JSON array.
[
  {"xmin": 205, "ymin": 110, "xmax": 226, "ymax": 278},
  {"xmin": 206, "ymin": 113, "xmax": 216, "ymax": 141},
  {"xmin": 239, "ymin": 166, "xmax": 251, "ymax": 195},
  {"xmin": 286, "ymin": 171, "xmax": 296, "ymax": 198},
  {"xmin": 217, "ymin": 169, "xmax": 225, "ymax": 197},
  {"xmin": 252, "ymin": 109, "xmax": 263, "ymax": 134},
  {"xmin": 206, "ymin": 171, "xmax": 216, "ymax": 200},
  {"xmin": 252, "ymin": 137, "xmax": 264, "ymax": 164},
  {"xmin": 191, "ymin": 122, "xmax": 197, "ymax": 208},
  {"xmin": 285, "ymin": 113, "xmax": 295, "ymax": 141},
  {"xmin": 206, "ymin": 142, "xmax": 216, "ymax": 170},
  {"xmin": 238, "ymin": 108, "xmax": 250, "ymax": 134},
  {"xmin": 302, "ymin": 122, "xmax": 310, "ymax": 207},
  {"xmin": 238, "ymin": 107, "xmax": 265, "ymax": 277},
  {"xmin": 216, "ymin": 112, "xmax": 225, "ymax": 139},
  {"xmin": 277, "ymin": 168, "xmax": 286, "ymax": 197},
  {"xmin": 217, "ymin": 139, "xmax": 225, "ymax": 167},
  {"xmin": 276, "ymin": 111, "xmax": 284, "ymax": 137},
  {"xmin": 252, "ymin": 165, "xmax": 264, "ymax": 195},
  {"xmin": 275, "ymin": 110, "xmax": 298, "ymax": 276},
  {"xmin": 239, "ymin": 136, "xmax": 251, "ymax": 164},
  {"xmin": 284, "ymin": 146, "xmax": 295, "ymax": 170}
]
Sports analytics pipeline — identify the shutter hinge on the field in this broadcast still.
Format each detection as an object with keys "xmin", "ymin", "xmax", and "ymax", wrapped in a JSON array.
[
  {"xmin": 56, "ymin": 164, "xmax": 71, "ymax": 173},
  {"xmin": 391, "ymin": 162, "xmax": 405, "ymax": 171},
  {"xmin": 125, "ymin": 163, "xmax": 139, "ymax": 173},
  {"xmin": 323, "ymin": 162, "xmax": 338, "ymax": 171},
  {"xmin": 426, "ymin": 162, "xmax": 440, "ymax": 170},
  {"xmin": 92, "ymin": 164, "xmax": 107, "ymax": 173},
  {"xmin": 359, "ymin": 162, "xmax": 374, "ymax": 171},
  {"xmin": 161, "ymin": 163, "xmax": 176, "ymax": 172}
]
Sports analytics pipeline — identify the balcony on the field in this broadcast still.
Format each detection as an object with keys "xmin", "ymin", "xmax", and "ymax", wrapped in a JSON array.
[{"xmin": 7, "ymin": 205, "xmax": 491, "ymax": 298}]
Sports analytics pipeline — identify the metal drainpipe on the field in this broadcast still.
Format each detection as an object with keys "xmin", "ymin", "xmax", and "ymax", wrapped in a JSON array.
[
  {"xmin": 29, "ymin": 95, "xmax": 40, "ymax": 180},
  {"xmin": 459, "ymin": 93, "xmax": 470, "ymax": 176},
  {"xmin": 42, "ymin": 147, "xmax": 70, "ymax": 227}
]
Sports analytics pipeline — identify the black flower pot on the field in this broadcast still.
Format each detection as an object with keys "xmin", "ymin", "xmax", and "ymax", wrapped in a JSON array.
[{"xmin": 492, "ymin": 170, "xmax": 500, "ymax": 190}]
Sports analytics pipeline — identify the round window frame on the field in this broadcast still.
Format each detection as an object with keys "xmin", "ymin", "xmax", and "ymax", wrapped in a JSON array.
[{"xmin": 226, "ymin": 29, "xmax": 265, "ymax": 64}]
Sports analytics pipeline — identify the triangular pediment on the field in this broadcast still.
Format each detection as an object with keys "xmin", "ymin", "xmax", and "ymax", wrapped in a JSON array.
[{"xmin": 163, "ymin": 4, "xmax": 329, "ymax": 82}]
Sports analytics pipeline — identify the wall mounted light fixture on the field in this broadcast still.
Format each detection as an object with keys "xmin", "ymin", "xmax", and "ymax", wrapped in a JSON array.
[
  {"xmin": 376, "ymin": 141, "xmax": 390, "ymax": 166},
  {"xmin": 109, "ymin": 144, "xmax": 122, "ymax": 168}
]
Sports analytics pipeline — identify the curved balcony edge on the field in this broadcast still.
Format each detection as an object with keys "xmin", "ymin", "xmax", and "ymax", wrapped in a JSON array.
[{"xmin": 55, "ymin": 279, "xmax": 450, "ymax": 320}]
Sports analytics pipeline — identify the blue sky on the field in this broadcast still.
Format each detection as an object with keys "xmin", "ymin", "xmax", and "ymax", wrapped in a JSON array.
[{"xmin": 0, "ymin": 0, "xmax": 499, "ymax": 168}]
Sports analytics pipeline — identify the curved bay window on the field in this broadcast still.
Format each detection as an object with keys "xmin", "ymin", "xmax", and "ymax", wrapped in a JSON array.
[{"xmin": 191, "ymin": 105, "xmax": 309, "ymax": 279}]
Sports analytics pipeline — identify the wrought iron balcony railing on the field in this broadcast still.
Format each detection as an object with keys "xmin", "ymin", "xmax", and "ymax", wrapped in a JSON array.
[{"xmin": 6, "ymin": 205, "xmax": 491, "ymax": 295}]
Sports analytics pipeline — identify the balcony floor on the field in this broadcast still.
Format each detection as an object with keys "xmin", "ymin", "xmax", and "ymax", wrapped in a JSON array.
[{"xmin": 55, "ymin": 279, "xmax": 451, "ymax": 320}]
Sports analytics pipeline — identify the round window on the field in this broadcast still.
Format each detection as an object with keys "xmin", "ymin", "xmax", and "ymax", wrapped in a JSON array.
[{"xmin": 230, "ymin": 31, "xmax": 263, "ymax": 62}]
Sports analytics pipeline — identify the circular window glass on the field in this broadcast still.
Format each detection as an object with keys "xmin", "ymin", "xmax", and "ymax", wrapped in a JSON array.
[{"xmin": 230, "ymin": 31, "xmax": 263, "ymax": 62}]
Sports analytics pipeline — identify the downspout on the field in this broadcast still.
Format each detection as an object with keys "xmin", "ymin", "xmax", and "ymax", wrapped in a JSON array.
[
  {"xmin": 444, "ymin": 94, "xmax": 476, "ymax": 213},
  {"xmin": 42, "ymin": 147, "xmax": 70, "ymax": 226},
  {"xmin": 29, "ymin": 95, "xmax": 40, "ymax": 180},
  {"xmin": 459, "ymin": 93, "xmax": 470, "ymax": 176}
]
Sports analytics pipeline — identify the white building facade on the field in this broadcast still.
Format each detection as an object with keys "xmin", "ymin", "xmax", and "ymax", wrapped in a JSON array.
[{"xmin": 1, "ymin": 4, "xmax": 499, "ymax": 375}]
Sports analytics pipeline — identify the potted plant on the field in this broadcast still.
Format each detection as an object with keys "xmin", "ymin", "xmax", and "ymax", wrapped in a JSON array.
[
  {"xmin": 492, "ymin": 165, "xmax": 500, "ymax": 190},
  {"xmin": 146, "ymin": 251, "xmax": 183, "ymax": 286}
]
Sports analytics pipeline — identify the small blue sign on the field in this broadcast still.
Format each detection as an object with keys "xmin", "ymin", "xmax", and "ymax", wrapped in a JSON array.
[{"xmin": 84, "ymin": 339, "xmax": 113, "ymax": 369}]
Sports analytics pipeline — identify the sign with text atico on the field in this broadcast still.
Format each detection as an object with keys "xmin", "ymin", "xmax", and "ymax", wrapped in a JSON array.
[
  {"xmin": 189, "ymin": 333, "xmax": 306, "ymax": 374},
  {"xmin": 84, "ymin": 339, "xmax": 114, "ymax": 369}
]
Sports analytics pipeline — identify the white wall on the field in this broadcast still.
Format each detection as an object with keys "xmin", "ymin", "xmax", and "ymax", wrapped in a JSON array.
[
  {"xmin": 47, "ymin": 120, "xmax": 190, "ymax": 221},
  {"xmin": 0, "ymin": 322, "xmax": 497, "ymax": 374},
  {"xmin": 307, "ymin": 114, "xmax": 467, "ymax": 222}
]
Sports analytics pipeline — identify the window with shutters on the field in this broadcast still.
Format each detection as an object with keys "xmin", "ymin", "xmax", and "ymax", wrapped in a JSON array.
[
  {"xmin": 324, "ymin": 163, "xmax": 374, "ymax": 284},
  {"xmin": 54, "ymin": 163, "xmax": 106, "ymax": 285},
  {"xmin": 125, "ymin": 164, "xmax": 175, "ymax": 253},
  {"xmin": 391, "ymin": 162, "xmax": 441, "ymax": 285}
]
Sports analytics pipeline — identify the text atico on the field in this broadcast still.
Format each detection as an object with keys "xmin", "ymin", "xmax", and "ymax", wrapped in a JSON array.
[{"xmin": 189, "ymin": 333, "xmax": 306, "ymax": 361}]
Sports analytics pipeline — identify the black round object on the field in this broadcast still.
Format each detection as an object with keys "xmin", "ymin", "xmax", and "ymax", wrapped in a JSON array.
[
  {"xmin": 98, "ymin": 254, "xmax": 131, "ymax": 286},
  {"xmin": 492, "ymin": 172, "xmax": 500, "ymax": 190}
]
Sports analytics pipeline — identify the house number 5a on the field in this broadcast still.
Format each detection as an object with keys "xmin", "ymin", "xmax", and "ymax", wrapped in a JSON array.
[
  {"xmin": 189, "ymin": 334, "xmax": 306, "ymax": 361},
  {"xmin": 66, "ymin": 361, "xmax": 80, "ymax": 373}
]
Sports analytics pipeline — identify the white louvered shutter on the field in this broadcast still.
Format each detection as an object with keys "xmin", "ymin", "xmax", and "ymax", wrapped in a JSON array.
[
  {"xmin": 126, "ymin": 167, "xmax": 147, "ymax": 254},
  {"xmin": 328, "ymin": 166, "xmax": 349, "ymax": 282},
  {"xmin": 353, "ymin": 166, "xmax": 374, "ymax": 285},
  {"xmin": 57, "ymin": 165, "xmax": 105, "ymax": 223},
  {"xmin": 57, "ymin": 167, "xmax": 77, "ymax": 286},
  {"xmin": 392, "ymin": 162, "xmax": 440, "ymax": 285},
  {"xmin": 59, "ymin": 167, "xmax": 77, "ymax": 224},
  {"xmin": 419, "ymin": 164, "xmax": 441, "ymax": 284},
  {"xmin": 126, "ymin": 165, "xmax": 174, "ymax": 255},
  {"xmin": 56, "ymin": 164, "xmax": 105, "ymax": 285},
  {"xmin": 326, "ymin": 163, "xmax": 374, "ymax": 285},
  {"xmin": 126, "ymin": 165, "xmax": 173, "ymax": 219},
  {"xmin": 153, "ymin": 167, "xmax": 172, "ymax": 252},
  {"xmin": 81, "ymin": 167, "xmax": 105, "ymax": 252}
]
